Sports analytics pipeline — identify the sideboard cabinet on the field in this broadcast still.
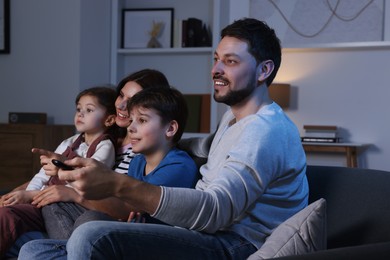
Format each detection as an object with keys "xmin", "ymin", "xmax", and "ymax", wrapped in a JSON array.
[{"xmin": 0, "ymin": 124, "xmax": 75, "ymax": 193}]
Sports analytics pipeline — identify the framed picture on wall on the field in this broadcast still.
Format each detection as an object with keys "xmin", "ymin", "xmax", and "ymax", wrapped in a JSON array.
[
  {"xmin": 122, "ymin": 8, "xmax": 173, "ymax": 49},
  {"xmin": 0, "ymin": 0, "xmax": 10, "ymax": 54}
]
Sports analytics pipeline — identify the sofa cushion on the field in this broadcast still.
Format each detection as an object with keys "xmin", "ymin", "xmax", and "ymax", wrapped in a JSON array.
[{"xmin": 247, "ymin": 198, "xmax": 327, "ymax": 260}]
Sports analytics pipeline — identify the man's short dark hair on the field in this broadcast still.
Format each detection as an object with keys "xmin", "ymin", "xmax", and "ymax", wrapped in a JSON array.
[{"xmin": 221, "ymin": 18, "xmax": 282, "ymax": 86}]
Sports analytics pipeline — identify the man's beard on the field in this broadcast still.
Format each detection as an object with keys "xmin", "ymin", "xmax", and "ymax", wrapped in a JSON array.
[{"xmin": 214, "ymin": 78, "xmax": 257, "ymax": 106}]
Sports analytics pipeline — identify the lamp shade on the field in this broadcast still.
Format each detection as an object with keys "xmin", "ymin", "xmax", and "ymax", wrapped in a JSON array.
[{"xmin": 269, "ymin": 83, "xmax": 291, "ymax": 108}]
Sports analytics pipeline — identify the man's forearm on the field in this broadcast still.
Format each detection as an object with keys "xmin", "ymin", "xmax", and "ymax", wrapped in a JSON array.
[{"xmin": 114, "ymin": 174, "xmax": 162, "ymax": 215}]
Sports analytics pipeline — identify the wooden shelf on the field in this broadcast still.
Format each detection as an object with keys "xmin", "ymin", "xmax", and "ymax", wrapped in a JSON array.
[{"xmin": 302, "ymin": 142, "xmax": 368, "ymax": 168}]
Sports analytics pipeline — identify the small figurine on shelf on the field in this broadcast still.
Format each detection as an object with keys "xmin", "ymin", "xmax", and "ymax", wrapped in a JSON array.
[{"xmin": 147, "ymin": 21, "xmax": 164, "ymax": 48}]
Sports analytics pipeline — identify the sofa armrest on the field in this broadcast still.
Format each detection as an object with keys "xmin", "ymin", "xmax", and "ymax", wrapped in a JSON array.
[{"xmin": 306, "ymin": 166, "xmax": 390, "ymax": 248}]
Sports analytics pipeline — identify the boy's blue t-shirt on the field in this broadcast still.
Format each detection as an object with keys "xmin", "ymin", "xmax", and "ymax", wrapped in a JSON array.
[{"xmin": 127, "ymin": 148, "xmax": 198, "ymax": 188}]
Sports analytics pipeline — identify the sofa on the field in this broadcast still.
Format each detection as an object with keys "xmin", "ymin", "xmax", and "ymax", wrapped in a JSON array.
[
  {"xmin": 249, "ymin": 165, "xmax": 390, "ymax": 260},
  {"xmin": 3, "ymin": 163, "xmax": 390, "ymax": 259}
]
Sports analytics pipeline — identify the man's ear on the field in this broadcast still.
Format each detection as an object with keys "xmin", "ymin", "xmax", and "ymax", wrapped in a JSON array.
[
  {"xmin": 165, "ymin": 120, "xmax": 178, "ymax": 138},
  {"xmin": 105, "ymin": 114, "xmax": 116, "ymax": 127},
  {"xmin": 257, "ymin": 60, "xmax": 275, "ymax": 82}
]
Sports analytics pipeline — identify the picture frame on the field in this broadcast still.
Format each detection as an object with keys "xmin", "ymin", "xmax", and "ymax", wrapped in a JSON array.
[
  {"xmin": 0, "ymin": 0, "xmax": 10, "ymax": 54},
  {"xmin": 122, "ymin": 8, "xmax": 173, "ymax": 49}
]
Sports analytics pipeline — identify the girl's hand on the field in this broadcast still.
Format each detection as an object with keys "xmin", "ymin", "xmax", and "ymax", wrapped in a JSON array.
[
  {"xmin": 32, "ymin": 148, "xmax": 65, "ymax": 176},
  {"xmin": 0, "ymin": 190, "xmax": 36, "ymax": 206}
]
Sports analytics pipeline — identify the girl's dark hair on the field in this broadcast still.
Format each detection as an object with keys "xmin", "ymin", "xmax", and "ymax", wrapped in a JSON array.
[
  {"xmin": 116, "ymin": 69, "xmax": 170, "ymax": 95},
  {"xmin": 221, "ymin": 18, "xmax": 282, "ymax": 86},
  {"xmin": 76, "ymin": 86, "xmax": 117, "ymax": 115},
  {"xmin": 128, "ymin": 87, "xmax": 188, "ymax": 145}
]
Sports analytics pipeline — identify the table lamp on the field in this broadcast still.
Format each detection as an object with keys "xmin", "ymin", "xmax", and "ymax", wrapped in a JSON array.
[{"xmin": 269, "ymin": 83, "xmax": 291, "ymax": 108}]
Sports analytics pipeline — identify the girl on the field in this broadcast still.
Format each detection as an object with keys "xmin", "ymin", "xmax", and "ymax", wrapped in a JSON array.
[{"xmin": 0, "ymin": 86, "xmax": 117, "ymax": 258}]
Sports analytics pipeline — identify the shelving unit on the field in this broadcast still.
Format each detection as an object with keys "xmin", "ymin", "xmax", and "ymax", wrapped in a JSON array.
[{"xmin": 110, "ymin": 0, "xmax": 224, "ymax": 134}]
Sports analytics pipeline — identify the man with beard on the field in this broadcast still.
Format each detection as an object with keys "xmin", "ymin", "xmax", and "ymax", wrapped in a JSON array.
[{"xmin": 19, "ymin": 18, "xmax": 308, "ymax": 260}]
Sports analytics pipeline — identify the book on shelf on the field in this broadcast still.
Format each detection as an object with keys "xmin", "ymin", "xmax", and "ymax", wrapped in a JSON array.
[
  {"xmin": 303, "ymin": 125, "xmax": 337, "ymax": 131},
  {"xmin": 302, "ymin": 125, "xmax": 338, "ymax": 138},
  {"xmin": 186, "ymin": 18, "xmax": 203, "ymax": 47},
  {"xmin": 173, "ymin": 19, "xmax": 182, "ymax": 48},
  {"xmin": 181, "ymin": 19, "xmax": 187, "ymax": 47},
  {"xmin": 174, "ymin": 18, "xmax": 212, "ymax": 48},
  {"xmin": 301, "ymin": 137, "xmax": 342, "ymax": 143},
  {"xmin": 304, "ymin": 131, "xmax": 337, "ymax": 138}
]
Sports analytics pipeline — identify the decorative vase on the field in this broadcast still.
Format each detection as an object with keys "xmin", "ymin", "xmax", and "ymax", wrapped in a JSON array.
[{"xmin": 147, "ymin": 36, "xmax": 162, "ymax": 48}]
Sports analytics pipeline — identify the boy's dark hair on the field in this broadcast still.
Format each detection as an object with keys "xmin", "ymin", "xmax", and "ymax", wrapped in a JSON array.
[
  {"xmin": 127, "ymin": 87, "xmax": 188, "ymax": 145},
  {"xmin": 116, "ymin": 69, "xmax": 170, "ymax": 95},
  {"xmin": 76, "ymin": 86, "xmax": 117, "ymax": 115},
  {"xmin": 221, "ymin": 18, "xmax": 281, "ymax": 86}
]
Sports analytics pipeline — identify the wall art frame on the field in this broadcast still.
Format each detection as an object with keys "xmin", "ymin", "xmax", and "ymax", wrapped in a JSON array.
[
  {"xmin": 122, "ymin": 8, "xmax": 173, "ymax": 49},
  {"xmin": 0, "ymin": 0, "xmax": 10, "ymax": 54}
]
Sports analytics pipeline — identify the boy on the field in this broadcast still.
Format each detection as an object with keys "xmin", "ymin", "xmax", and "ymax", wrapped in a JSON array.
[{"xmin": 125, "ymin": 86, "xmax": 197, "ymax": 188}]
